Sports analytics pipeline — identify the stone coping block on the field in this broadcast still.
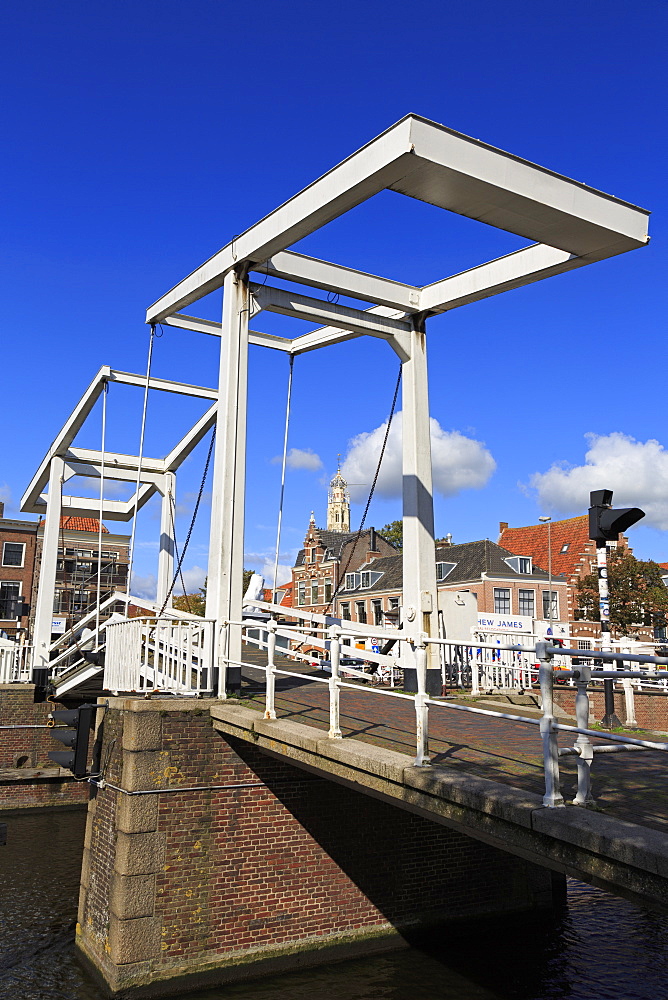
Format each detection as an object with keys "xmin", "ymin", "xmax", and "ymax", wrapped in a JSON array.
[
  {"xmin": 531, "ymin": 804, "xmax": 668, "ymax": 879},
  {"xmin": 404, "ymin": 766, "xmax": 542, "ymax": 830}
]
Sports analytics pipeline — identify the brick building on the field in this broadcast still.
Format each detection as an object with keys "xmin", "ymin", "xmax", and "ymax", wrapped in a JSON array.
[
  {"xmin": 291, "ymin": 469, "xmax": 397, "ymax": 615},
  {"xmin": 0, "ymin": 501, "xmax": 38, "ymax": 637},
  {"xmin": 498, "ymin": 516, "xmax": 637, "ymax": 645},
  {"xmin": 335, "ymin": 538, "xmax": 568, "ymax": 637},
  {"xmin": 31, "ymin": 515, "xmax": 130, "ymax": 634}
]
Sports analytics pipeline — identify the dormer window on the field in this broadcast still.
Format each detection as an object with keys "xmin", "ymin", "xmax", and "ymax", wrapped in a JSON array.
[
  {"xmin": 505, "ymin": 555, "xmax": 532, "ymax": 575},
  {"xmin": 360, "ymin": 570, "xmax": 382, "ymax": 589},
  {"xmin": 436, "ymin": 561, "xmax": 457, "ymax": 581},
  {"xmin": 345, "ymin": 572, "xmax": 360, "ymax": 590},
  {"xmin": 560, "ymin": 543, "xmax": 570, "ymax": 553}
]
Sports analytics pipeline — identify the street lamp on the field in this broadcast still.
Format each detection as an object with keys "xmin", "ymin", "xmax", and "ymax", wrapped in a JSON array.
[{"xmin": 538, "ymin": 516, "xmax": 553, "ymax": 631}]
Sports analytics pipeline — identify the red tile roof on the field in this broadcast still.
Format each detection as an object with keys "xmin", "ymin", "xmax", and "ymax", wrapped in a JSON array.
[
  {"xmin": 277, "ymin": 581, "xmax": 293, "ymax": 607},
  {"xmin": 56, "ymin": 516, "xmax": 109, "ymax": 533},
  {"xmin": 499, "ymin": 516, "xmax": 592, "ymax": 579}
]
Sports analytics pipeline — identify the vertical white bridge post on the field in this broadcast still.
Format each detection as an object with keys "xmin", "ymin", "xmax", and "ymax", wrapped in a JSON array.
[
  {"xmin": 206, "ymin": 267, "xmax": 250, "ymax": 696},
  {"xmin": 396, "ymin": 320, "xmax": 439, "ymax": 693},
  {"xmin": 32, "ymin": 455, "xmax": 65, "ymax": 671},
  {"xmin": 157, "ymin": 471, "xmax": 176, "ymax": 611}
]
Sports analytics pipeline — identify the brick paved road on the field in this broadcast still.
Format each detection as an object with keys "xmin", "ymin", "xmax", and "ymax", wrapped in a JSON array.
[{"xmin": 240, "ymin": 653, "xmax": 668, "ymax": 835}]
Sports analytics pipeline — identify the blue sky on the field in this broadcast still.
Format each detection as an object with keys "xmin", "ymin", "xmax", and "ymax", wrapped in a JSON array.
[{"xmin": 1, "ymin": 1, "xmax": 667, "ymax": 597}]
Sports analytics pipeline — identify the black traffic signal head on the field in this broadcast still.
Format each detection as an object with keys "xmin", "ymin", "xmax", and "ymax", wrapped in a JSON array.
[
  {"xmin": 588, "ymin": 489, "xmax": 644, "ymax": 545},
  {"xmin": 48, "ymin": 705, "xmax": 95, "ymax": 779}
]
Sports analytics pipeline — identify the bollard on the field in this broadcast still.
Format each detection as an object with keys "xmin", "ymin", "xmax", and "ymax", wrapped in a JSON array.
[{"xmin": 537, "ymin": 642, "xmax": 564, "ymax": 807}]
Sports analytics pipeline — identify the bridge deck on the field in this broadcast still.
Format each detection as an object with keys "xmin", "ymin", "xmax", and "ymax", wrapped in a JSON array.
[{"xmin": 240, "ymin": 658, "xmax": 668, "ymax": 837}]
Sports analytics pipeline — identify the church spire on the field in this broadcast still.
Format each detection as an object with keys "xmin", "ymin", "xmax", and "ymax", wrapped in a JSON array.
[{"xmin": 327, "ymin": 460, "xmax": 350, "ymax": 532}]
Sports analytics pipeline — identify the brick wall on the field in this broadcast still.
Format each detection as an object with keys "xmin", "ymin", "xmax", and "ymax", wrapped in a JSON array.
[
  {"xmin": 554, "ymin": 686, "xmax": 668, "ymax": 730},
  {"xmin": 0, "ymin": 683, "xmax": 89, "ymax": 809},
  {"xmin": 77, "ymin": 698, "xmax": 558, "ymax": 996}
]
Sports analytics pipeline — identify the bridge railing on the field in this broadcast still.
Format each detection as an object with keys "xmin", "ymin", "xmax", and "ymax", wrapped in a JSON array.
[
  {"xmin": 219, "ymin": 606, "xmax": 668, "ymax": 809},
  {"xmin": 0, "ymin": 642, "xmax": 33, "ymax": 683},
  {"xmin": 105, "ymin": 617, "xmax": 216, "ymax": 696}
]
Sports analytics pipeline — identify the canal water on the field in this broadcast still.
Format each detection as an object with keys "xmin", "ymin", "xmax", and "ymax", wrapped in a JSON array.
[{"xmin": 1, "ymin": 809, "xmax": 667, "ymax": 1000}]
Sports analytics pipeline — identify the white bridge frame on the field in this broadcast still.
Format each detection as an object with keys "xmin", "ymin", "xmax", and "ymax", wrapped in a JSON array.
[
  {"xmin": 21, "ymin": 366, "xmax": 217, "ymax": 669},
  {"xmin": 145, "ymin": 114, "xmax": 649, "ymax": 712}
]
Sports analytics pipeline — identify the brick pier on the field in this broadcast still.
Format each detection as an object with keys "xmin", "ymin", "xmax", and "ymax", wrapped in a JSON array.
[{"xmin": 77, "ymin": 697, "xmax": 560, "ymax": 996}]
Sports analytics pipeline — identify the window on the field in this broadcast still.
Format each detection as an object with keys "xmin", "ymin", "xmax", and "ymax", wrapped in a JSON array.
[
  {"xmin": 345, "ymin": 572, "xmax": 360, "ymax": 590},
  {"xmin": 389, "ymin": 597, "xmax": 399, "ymax": 611},
  {"xmin": 2, "ymin": 542, "xmax": 25, "ymax": 567},
  {"xmin": 356, "ymin": 601, "xmax": 367, "ymax": 624},
  {"xmin": 436, "ymin": 561, "xmax": 457, "ymax": 581},
  {"xmin": 324, "ymin": 578, "xmax": 332, "ymax": 603},
  {"xmin": 560, "ymin": 543, "xmax": 570, "ymax": 553},
  {"xmin": 494, "ymin": 588, "xmax": 511, "ymax": 615},
  {"xmin": 361, "ymin": 571, "xmax": 371, "ymax": 589},
  {"xmin": 340, "ymin": 602, "xmax": 351, "ymax": 621},
  {"xmin": 654, "ymin": 626, "xmax": 667, "ymax": 641},
  {"xmin": 504, "ymin": 555, "xmax": 532, "ymax": 575},
  {"xmin": 309, "ymin": 548, "xmax": 317, "ymax": 563},
  {"xmin": 0, "ymin": 581, "xmax": 21, "ymax": 619},
  {"xmin": 542, "ymin": 591, "xmax": 558, "ymax": 620},
  {"xmin": 310, "ymin": 580, "xmax": 319, "ymax": 604},
  {"xmin": 518, "ymin": 589, "xmax": 535, "ymax": 617},
  {"xmin": 372, "ymin": 599, "xmax": 383, "ymax": 626},
  {"xmin": 297, "ymin": 581, "xmax": 306, "ymax": 606},
  {"xmin": 577, "ymin": 640, "xmax": 592, "ymax": 650}
]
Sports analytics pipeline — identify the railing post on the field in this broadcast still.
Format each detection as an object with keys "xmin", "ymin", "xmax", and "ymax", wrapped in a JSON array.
[
  {"xmin": 572, "ymin": 662, "xmax": 595, "ymax": 806},
  {"xmin": 413, "ymin": 636, "xmax": 430, "ymax": 767},
  {"xmin": 537, "ymin": 641, "xmax": 564, "ymax": 807},
  {"xmin": 471, "ymin": 653, "xmax": 480, "ymax": 696},
  {"xmin": 621, "ymin": 647, "xmax": 637, "ymax": 727},
  {"xmin": 217, "ymin": 623, "xmax": 228, "ymax": 700},
  {"xmin": 264, "ymin": 620, "xmax": 277, "ymax": 720},
  {"xmin": 328, "ymin": 626, "xmax": 342, "ymax": 739}
]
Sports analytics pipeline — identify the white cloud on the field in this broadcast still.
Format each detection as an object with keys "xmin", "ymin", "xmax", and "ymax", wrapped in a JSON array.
[
  {"xmin": 272, "ymin": 448, "xmax": 323, "ymax": 471},
  {"xmin": 79, "ymin": 477, "xmax": 129, "ymax": 498},
  {"xmin": 530, "ymin": 432, "xmax": 668, "ymax": 530},
  {"xmin": 131, "ymin": 572, "xmax": 157, "ymax": 600},
  {"xmin": 179, "ymin": 565, "xmax": 207, "ymax": 593},
  {"xmin": 341, "ymin": 411, "xmax": 496, "ymax": 502},
  {"xmin": 245, "ymin": 549, "xmax": 295, "ymax": 589}
]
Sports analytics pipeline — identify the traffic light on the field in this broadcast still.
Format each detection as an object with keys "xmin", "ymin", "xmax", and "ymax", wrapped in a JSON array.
[
  {"xmin": 48, "ymin": 704, "xmax": 96, "ymax": 778},
  {"xmin": 588, "ymin": 489, "xmax": 644, "ymax": 545}
]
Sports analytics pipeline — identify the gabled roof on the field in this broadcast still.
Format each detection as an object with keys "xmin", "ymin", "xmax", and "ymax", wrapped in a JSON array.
[
  {"xmin": 336, "ymin": 538, "xmax": 562, "ymax": 598},
  {"xmin": 499, "ymin": 516, "xmax": 592, "ymax": 579},
  {"xmin": 295, "ymin": 527, "xmax": 392, "ymax": 566}
]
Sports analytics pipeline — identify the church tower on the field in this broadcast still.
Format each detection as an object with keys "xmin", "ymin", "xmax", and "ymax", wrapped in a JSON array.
[{"xmin": 327, "ymin": 463, "xmax": 350, "ymax": 532}]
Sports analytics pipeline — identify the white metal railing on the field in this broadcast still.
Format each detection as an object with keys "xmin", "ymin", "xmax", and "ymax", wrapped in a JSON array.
[
  {"xmin": 0, "ymin": 643, "xmax": 33, "ymax": 683},
  {"xmin": 105, "ymin": 617, "xmax": 216, "ymax": 695},
  {"xmin": 215, "ymin": 601, "xmax": 668, "ymax": 808}
]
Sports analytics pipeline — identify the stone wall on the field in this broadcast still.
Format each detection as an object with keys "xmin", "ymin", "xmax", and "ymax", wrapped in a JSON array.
[{"xmin": 77, "ymin": 697, "xmax": 559, "ymax": 997}]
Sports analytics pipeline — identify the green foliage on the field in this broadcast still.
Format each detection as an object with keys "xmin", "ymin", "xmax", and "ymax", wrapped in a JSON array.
[
  {"xmin": 576, "ymin": 548, "xmax": 668, "ymax": 636},
  {"xmin": 380, "ymin": 520, "xmax": 403, "ymax": 551},
  {"xmin": 172, "ymin": 569, "xmax": 257, "ymax": 616}
]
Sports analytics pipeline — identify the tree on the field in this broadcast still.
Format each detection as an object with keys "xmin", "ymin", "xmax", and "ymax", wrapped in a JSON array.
[
  {"xmin": 380, "ymin": 520, "xmax": 403, "ymax": 551},
  {"xmin": 576, "ymin": 548, "xmax": 668, "ymax": 636},
  {"xmin": 172, "ymin": 569, "xmax": 255, "ymax": 616},
  {"xmin": 173, "ymin": 577, "xmax": 207, "ymax": 616}
]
